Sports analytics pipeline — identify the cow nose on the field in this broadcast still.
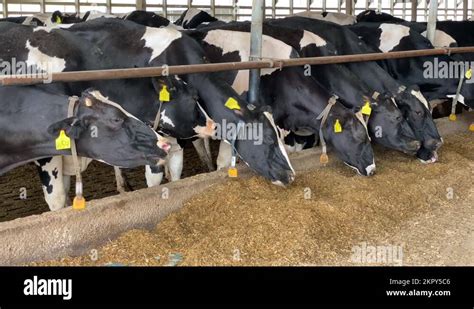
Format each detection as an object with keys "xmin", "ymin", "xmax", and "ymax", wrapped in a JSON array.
[
  {"xmin": 365, "ymin": 163, "xmax": 376, "ymax": 176},
  {"xmin": 157, "ymin": 137, "xmax": 171, "ymax": 152}
]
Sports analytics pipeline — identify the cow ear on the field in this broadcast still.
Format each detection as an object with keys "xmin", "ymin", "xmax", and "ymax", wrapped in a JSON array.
[{"xmin": 47, "ymin": 117, "xmax": 86, "ymax": 139}]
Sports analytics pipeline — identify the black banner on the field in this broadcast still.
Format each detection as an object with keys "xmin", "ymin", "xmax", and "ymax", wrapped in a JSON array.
[{"xmin": 0, "ymin": 267, "xmax": 472, "ymax": 306}]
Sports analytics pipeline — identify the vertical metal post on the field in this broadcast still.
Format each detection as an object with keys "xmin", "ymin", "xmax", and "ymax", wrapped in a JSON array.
[
  {"xmin": 232, "ymin": 0, "xmax": 237, "ymax": 21},
  {"xmin": 211, "ymin": 0, "xmax": 215, "ymax": 16},
  {"xmin": 323, "ymin": 0, "xmax": 327, "ymax": 12},
  {"xmin": 137, "ymin": 0, "xmax": 146, "ymax": 10},
  {"xmin": 426, "ymin": 0, "xmax": 438, "ymax": 44},
  {"xmin": 289, "ymin": 0, "xmax": 293, "ymax": 15},
  {"xmin": 463, "ymin": 0, "xmax": 468, "ymax": 19},
  {"xmin": 411, "ymin": 0, "xmax": 418, "ymax": 21},
  {"xmin": 272, "ymin": 0, "xmax": 276, "ymax": 18},
  {"xmin": 346, "ymin": 0, "xmax": 353, "ymax": 14},
  {"xmin": 2, "ymin": 0, "xmax": 7, "ymax": 17},
  {"xmin": 106, "ymin": 0, "xmax": 111, "ymax": 14},
  {"xmin": 248, "ymin": 0, "xmax": 264, "ymax": 105},
  {"xmin": 75, "ymin": 0, "xmax": 80, "ymax": 15},
  {"xmin": 40, "ymin": 0, "xmax": 45, "ymax": 14},
  {"xmin": 390, "ymin": 0, "xmax": 394, "ymax": 15},
  {"xmin": 163, "ymin": 0, "xmax": 168, "ymax": 18}
]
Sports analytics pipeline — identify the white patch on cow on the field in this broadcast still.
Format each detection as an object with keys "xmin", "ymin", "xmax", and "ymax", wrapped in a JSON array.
[
  {"xmin": 160, "ymin": 109, "xmax": 175, "ymax": 128},
  {"xmin": 378, "ymin": 24, "xmax": 411, "ymax": 52},
  {"xmin": 145, "ymin": 165, "xmax": 164, "ymax": 187},
  {"xmin": 410, "ymin": 90, "xmax": 430, "ymax": 109},
  {"xmin": 35, "ymin": 156, "xmax": 67, "ymax": 211},
  {"xmin": 141, "ymin": 26, "xmax": 182, "ymax": 63},
  {"xmin": 391, "ymin": 97, "xmax": 398, "ymax": 107},
  {"xmin": 263, "ymin": 111, "xmax": 295, "ymax": 175},
  {"xmin": 182, "ymin": 8, "xmax": 202, "ymax": 26},
  {"xmin": 33, "ymin": 24, "xmax": 74, "ymax": 33},
  {"xmin": 167, "ymin": 141, "xmax": 183, "ymax": 181},
  {"xmin": 447, "ymin": 93, "xmax": 465, "ymax": 104},
  {"xmin": 292, "ymin": 11, "xmax": 356, "ymax": 25},
  {"xmin": 204, "ymin": 29, "xmax": 293, "ymax": 94},
  {"xmin": 421, "ymin": 30, "xmax": 457, "ymax": 48},
  {"xmin": 193, "ymin": 102, "xmax": 215, "ymax": 137},
  {"xmin": 365, "ymin": 161, "xmax": 376, "ymax": 176},
  {"xmin": 300, "ymin": 30, "xmax": 326, "ymax": 48},
  {"xmin": 25, "ymin": 40, "xmax": 66, "ymax": 73}
]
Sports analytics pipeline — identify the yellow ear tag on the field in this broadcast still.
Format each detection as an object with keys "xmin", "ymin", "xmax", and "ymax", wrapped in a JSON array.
[
  {"xmin": 228, "ymin": 167, "xmax": 238, "ymax": 178},
  {"xmin": 55, "ymin": 130, "xmax": 71, "ymax": 150},
  {"xmin": 159, "ymin": 86, "xmax": 170, "ymax": 102},
  {"xmin": 469, "ymin": 123, "xmax": 474, "ymax": 131},
  {"xmin": 465, "ymin": 69, "xmax": 472, "ymax": 80},
  {"xmin": 449, "ymin": 114, "xmax": 457, "ymax": 121},
  {"xmin": 361, "ymin": 101, "xmax": 372, "ymax": 116},
  {"xmin": 55, "ymin": 16, "xmax": 62, "ymax": 24},
  {"xmin": 72, "ymin": 196, "xmax": 86, "ymax": 210},
  {"xmin": 320, "ymin": 153, "xmax": 329, "ymax": 164},
  {"xmin": 334, "ymin": 119, "xmax": 342, "ymax": 133},
  {"xmin": 225, "ymin": 97, "xmax": 241, "ymax": 110}
]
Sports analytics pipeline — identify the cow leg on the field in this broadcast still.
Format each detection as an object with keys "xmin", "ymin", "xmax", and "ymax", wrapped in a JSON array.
[
  {"xmin": 216, "ymin": 141, "xmax": 232, "ymax": 170},
  {"xmin": 167, "ymin": 138, "xmax": 184, "ymax": 181},
  {"xmin": 192, "ymin": 138, "xmax": 215, "ymax": 171},
  {"xmin": 145, "ymin": 165, "xmax": 165, "ymax": 187},
  {"xmin": 35, "ymin": 156, "xmax": 67, "ymax": 211},
  {"xmin": 114, "ymin": 167, "xmax": 129, "ymax": 193}
]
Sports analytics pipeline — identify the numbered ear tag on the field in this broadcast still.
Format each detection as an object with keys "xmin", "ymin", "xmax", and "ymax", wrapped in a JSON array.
[
  {"xmin": 228, "ymin": 167, "xmax": 238, "ymax": 178},
  {"xmin": 361, "ymin": 101, "xmax": 372, "ymax": 116},
  {"xmin": 73, "ymin": 196, "xmax": 86, "ymax": 210},
  {"xmin": 55, "ymin": 16, "xmax": 62, "ymax": 24},
  {"xmin": 469, "ymin": 123, "xmax": 474, "ymax": 131},
  {"xmin": 334, "ymin": 119, "xmax": 342, "ymax": 133},
  {"xmin": 465, "ymin": 69, "xmax": 472, "ymax": 80},
  {"xmin": 55, "ymin": 130, "xmax": 71, "ymax": 150},
  {"xmin": 449, "ymin": 114, "xmax": 457, "ymax": 121},
  {"xmin": 225, "ymin": 97, "xmax": 241, "ymax": 110},
  {"xmin": 159, "ymin": 85, "xmax": 170, "ymax": 102}
]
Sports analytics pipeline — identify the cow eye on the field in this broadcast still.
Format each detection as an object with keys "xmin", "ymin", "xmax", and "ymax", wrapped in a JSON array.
[{"xmin": 111, "ymin": 117, "xmax": 124, "ymax": 125}]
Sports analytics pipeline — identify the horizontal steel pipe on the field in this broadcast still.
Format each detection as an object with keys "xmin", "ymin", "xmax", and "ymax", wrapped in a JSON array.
[{"xmin": 1, "ymin": 46, "xmax": 474, "ymax": 86}]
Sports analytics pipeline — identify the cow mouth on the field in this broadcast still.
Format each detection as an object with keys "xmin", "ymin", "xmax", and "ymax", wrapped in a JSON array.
[{"xmin": 419, "ymin": 151, "xmax": 438, "ymax": 164}]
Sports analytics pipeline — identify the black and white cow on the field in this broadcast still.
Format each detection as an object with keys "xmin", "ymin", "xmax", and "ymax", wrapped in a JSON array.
[
  {"xmin": 266, "ymin": 17, "xmax": 441, "ymax": 162},
  {"xmin": 225, "ymin": 20, "xmax": 421, "ymax": 157},
  {"xmin": 0, "ymin": 20, "xmax": 215, "ymax": 208},
  {"xmin": 174, "ymin": 8, "xmax": 218, "ymax": 29},
  {"xmin": 348, "ymin": 22, "xmax": 474, "ymax": 105},
  {"xmin": 356, "ymin": 10, "xmax": 407, "ymax": 24},
  {"xmin": 189, "ymin": 26, "xmax": 377, "ymax": 175},
  {"xmin": 293, "ymin": 11, "xmax": 357, "ymax": 25},
  {"xmin": 123, "ymin": 10, "xmax": 171, "ymax": 28},
  {"xmin": 0, "ymin": 11, "xmax": 83, "ymax": 27},
  {"xmin": 0, "ymin": 87, "xmax": 169, "ymax": 176}
]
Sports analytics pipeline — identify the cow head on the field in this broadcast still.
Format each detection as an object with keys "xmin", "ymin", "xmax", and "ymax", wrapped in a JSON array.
[
  {"xmin": 231, "ymin": 106, "xmax": 295, "ymax": 186},
  {"xmin": 51, "ymin": 11, "xmax": 83, "ymax": 25},
  {"xmin": 395, "ymin": 85, "xmax": 443, "ymax": 163},
  {"xmin": 152, "ymin": 76, "xmax": 215, "ymax": 139},
  {"xmin": 323, "ymin": 103, "xmax": 376, "ymax": 176},
  {"xmin": 48, "ymin": 89, "xmax": 170, "ymax": 168},
  {"xmin": 366, "ymin": 94, "xmax": 422, "ymax": 155}
]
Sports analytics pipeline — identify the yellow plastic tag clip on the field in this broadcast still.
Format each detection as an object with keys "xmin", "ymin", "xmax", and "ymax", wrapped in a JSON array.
[
  {"xmin": 449, "ymin": 114, "xmax": 457, "ymax": 121},
  {"xmin": 465, "ymin": 69, "xmax": 472, "ymax": 80},
  {"xmin": 72, "ymin": 196, "xmax": 86, "ymax": 210},
  {"xmin": 55, "ymin": 130, "xmax": 71, "ymax": 150},
  {"xmin": 159, "ymin": 85, "xmax": 170, "ymax": 102},
  {"xmin": 228, "ymin": 167, "xmax": 238, "ymax": 178},
  {"xmin": 469, "ymin": 123, "xmax": 474, "ymax": 132},
  {"xmin": 55, "ymin": 16, "xmax": 62, "ymax": 24},
  {"xmin": 225, "ymin": 97, "xmax": 241, "ymax": 110},
  {"xmin": 361, "ymin": 101, "xmax": 372, "ymax": 116},
  {"xmin": 334, "ymin": 119, "xmax": 342, "ymax": 133}
]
